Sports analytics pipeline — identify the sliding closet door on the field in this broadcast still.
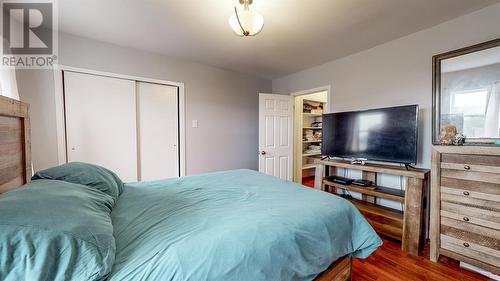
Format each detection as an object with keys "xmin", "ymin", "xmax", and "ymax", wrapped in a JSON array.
[
  {"xmin": 64, "ymin": 72, "xmax": 138, "ymax": 181},
  {"xmin": 137, "ymin": 82, "xmax": 179, "ymax": 180}
]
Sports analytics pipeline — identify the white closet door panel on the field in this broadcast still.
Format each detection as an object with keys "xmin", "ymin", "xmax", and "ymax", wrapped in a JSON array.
[
  {"xmin": 64, "ymin": 72, "xmax": 138, "ymax": 181},
  {"xmin": 137, "ymin": 82, "xmax": 179, "ymax": 180}
]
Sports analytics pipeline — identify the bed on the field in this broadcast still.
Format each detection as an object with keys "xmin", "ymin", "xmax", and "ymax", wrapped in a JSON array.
[{"xmin": 0, "ymin": 96, "xmax": 382, "ymax": 281}]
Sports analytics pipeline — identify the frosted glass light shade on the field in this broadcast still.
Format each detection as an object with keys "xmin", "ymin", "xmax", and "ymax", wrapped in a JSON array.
[{"xmin": 229, "ymin": 9, "xmax": 264, "ymax": 36}]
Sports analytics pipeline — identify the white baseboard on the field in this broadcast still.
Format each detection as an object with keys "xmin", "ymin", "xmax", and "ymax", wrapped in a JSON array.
[{"xmin": 460, "ymin": 262, "xmax": 499, "ymax": 281}]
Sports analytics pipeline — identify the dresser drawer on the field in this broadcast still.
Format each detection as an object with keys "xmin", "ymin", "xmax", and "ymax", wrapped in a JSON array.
[
  {"xmin": 440, "ymin": 177, "xmax": 500, "ymax": 205},
  {"xmin": 441, "ymin": 215, "xmax": 500, "ymax": 238},
  {"xmin": 441, "ymin": 153, "xmax": 500, "ymax": 185},
  {"xmin": 441, "ymin": 168, "xmax": 500, "ymax": 184},
  {"xmin": 442, "ymin": 154, "xmax": 500, "ymax": 172},
  {"xmin": 441, "ymin": 201, "xmax": 500, "ymax": 231},
  {"xmin": 441, "ymin": 234, "xmax": 500, "ymax": 267},
  {"xmin": 441, "ymin": 192, "xmax": 500, "ymax": 211}
]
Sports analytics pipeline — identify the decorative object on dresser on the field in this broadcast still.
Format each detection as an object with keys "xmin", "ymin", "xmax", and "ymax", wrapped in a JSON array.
[
  {"xmin": 315, "ymin": 159, "xmax": 430, "ymax": 256},
  {"xmin": 439, "ymin": 124, "xmax": 458, "ymax": 145},
  {"xmin": 431, "ymin": 38, "xmax": 500, "ymax": 276}
]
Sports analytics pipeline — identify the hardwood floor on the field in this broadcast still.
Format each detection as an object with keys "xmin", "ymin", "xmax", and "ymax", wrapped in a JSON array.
[
  {"xmin": 352, "ymin": 238, "xmax": 492, "ymax": 281},
  {"xmin": 302, "ymin": 176, "xmax": 315, "ymax": 188},
  {"xmin": 301, "ymin": 176, "xmax": 493, "ymax": 281}
]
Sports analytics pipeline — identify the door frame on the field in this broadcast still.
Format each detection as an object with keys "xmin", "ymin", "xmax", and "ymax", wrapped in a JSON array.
[
  {"xmin": 53, "ymin": 64, "xmax": 187, "ymax": 177},
  {"xmin": 290, "ymin": 85, "xmax": 331, "ymax": 183},
  {"xmin": 290, "ymin": 85, "xmax": 332, "ymax": 111}
]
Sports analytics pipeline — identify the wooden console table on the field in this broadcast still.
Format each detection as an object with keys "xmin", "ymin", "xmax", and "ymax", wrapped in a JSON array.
[{"xmin": 314, "ymin": 159, "xmax": 430, "ymax": 255}]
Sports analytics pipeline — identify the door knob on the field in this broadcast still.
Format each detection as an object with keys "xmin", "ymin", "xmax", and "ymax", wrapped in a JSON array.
[{"xmin": 260, "ymin": 151, "xmax": 266, "ymax": 155}]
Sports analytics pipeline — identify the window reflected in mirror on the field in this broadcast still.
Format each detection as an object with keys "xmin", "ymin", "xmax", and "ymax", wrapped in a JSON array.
[{"xmin": 440, "ymin": 45, "xmax": 500, "ymax": 139}]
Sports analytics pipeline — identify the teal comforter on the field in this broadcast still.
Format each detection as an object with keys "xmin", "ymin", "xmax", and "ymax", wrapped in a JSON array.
[{"xmin": 109, "ymin": 169, "xmax": 381, "ymax": 281}]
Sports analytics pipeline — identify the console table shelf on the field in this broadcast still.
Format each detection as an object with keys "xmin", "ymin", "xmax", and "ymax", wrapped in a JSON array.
[
  {"xmin": 317, "ymin": 159, "xmax": 429, "ymax": 179},
  {"xmin": 323, "ymin": 180, "xmax": 405, "ymax": 203},
  {"xmin": 315, "ymin": 159, "xmax": 430, "ymax": 256},
  {"xmin": 350, "ymin": 198, "xmax": 404, "ymax": 240}
]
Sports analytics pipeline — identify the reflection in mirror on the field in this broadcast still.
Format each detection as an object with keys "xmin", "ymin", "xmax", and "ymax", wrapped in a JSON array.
[{"xmin": 440, "ymin": 46, "xmax": 500, "ymax": 139}]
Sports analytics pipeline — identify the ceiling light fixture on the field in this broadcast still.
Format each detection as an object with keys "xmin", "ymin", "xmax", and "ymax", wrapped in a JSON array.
[{"xmin": 228, "ymin": 0, "xmax": 264, "ymax": 37}]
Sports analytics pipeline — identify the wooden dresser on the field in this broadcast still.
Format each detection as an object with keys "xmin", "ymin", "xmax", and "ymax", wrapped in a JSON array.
[{"xmin": 431, "ymin": 145, "xmax": 500, "ymax": 275}]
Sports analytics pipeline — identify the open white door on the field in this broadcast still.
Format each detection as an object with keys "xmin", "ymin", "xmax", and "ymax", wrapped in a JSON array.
[{"xmin": 258, "ymin": 94, "xmax": 293, "ymax": 180}]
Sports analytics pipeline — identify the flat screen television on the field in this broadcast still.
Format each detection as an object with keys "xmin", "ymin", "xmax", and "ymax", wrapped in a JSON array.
[{"xmin": 322, "ymin": 105, "xmax": 418, "ymax": 164}]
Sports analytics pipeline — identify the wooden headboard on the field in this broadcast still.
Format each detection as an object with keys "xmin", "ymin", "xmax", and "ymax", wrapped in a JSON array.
[{"xmin": 0, "ymin": 95, "xmax": 31, "ymax": 193}]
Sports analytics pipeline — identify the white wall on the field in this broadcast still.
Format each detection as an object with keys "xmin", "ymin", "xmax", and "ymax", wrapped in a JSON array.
[
  {"xmin": 17, "ymin": 32, "xmax": 271, "ymax": 175},
  {"xmin": 0, "ymin": 37, "xmax": 19, "ymax": 100},
  {"xmin": 273, "ymin": 3, "xmax": 500, "ymax": 169}
]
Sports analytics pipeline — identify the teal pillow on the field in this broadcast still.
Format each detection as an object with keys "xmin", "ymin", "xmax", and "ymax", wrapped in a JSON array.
[
  {"xmin": 32, "ymin": 162, "xmax": 123, "ymax": 199},
  {"xmin": 0, "ymin": 180, "xmax": 116, "ymax": 281}
]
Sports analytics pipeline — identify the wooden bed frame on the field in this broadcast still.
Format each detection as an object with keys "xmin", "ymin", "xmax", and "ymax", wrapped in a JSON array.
[
  {"xmin": 0, "ymin": 95, "xmax": 31, "ymax": 193},
  {"xmin": 315, "ymin": 255, "xmax": 352, "ymax": 281},
  {"xmin": 0, "ymin": 95, "xmax": 351, "ymax": 280}
]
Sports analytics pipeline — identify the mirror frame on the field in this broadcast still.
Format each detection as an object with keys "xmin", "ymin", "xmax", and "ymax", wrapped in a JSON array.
[{"xmin": 432, "ymin": 37, "xmax": 500, "ymax": 145}]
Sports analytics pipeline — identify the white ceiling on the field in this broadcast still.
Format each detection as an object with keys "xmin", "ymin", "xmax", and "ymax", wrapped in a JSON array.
[{"xmin": 59, "ymin": 0, "xmax": 499, "ymax": 79}]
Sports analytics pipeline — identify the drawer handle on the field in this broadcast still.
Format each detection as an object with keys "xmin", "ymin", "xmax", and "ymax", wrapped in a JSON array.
[
  {"xmin": 463, "ymin": 191, "xmax": 470, "ymax": 196},
  {"xmin": 463, "ymin": 217, "xmax": 470, "ymax": 222},
  {"xmin": 464, "ymin": 165, "xmax": 471, "ymax": 170},
  {"xmin": 463, "ymin": 242, "xmax": 470, "ymax": 248}
]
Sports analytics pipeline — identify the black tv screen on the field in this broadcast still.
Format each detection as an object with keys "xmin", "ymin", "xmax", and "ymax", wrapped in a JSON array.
[{"xmin": 322, "ymin": 105, "xmax": 418, "ymax": 164}]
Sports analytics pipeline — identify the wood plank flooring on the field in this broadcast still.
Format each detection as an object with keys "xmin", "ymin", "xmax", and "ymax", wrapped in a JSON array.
[
  {"xmin": 353, "ymin": 238, "xmax": 492, "ymax": 281},
  {"xmin": 301, "ymin": 176, "xmax": 493, "ymax": 281}
]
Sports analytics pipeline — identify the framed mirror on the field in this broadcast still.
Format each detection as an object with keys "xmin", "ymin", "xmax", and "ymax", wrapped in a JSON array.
[{"xmin": 433, "ymin": 38, "xmax": 500, "ymax": 145}]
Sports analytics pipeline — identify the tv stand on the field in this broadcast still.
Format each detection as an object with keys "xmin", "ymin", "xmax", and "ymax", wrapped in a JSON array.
[{"xmin": 314, "ymin": 159, "xmax": 430, "ymax": 256}]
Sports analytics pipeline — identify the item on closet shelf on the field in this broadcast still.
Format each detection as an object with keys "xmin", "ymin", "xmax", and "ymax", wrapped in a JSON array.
[
  {"xmin": 303, "ymin": 101, "xmax": 323, "ymax": 114},
  {"xmin": 313, "ymin": 131, "xmax": 322, "ymax": 140},
  {"xmin": 438, "ymin": 124, "xmax": 457, "ymax": 145},
  {"xmin": 304, "ymin": 130, "xmax": 322, "ymax": 141},
  {"xmin": 305, "ymin": 144, "xmax": 321, "ymax": 154},
  {"xmin": 304, "ymin": 129, "xmax": 314, "ymax": 141},
  {"xmin": 311, "ymin": 121, "xmax": 322, "ymax": 128},
  {"xmin": 303, "ymin": 103, "xmax": 312, "ymax": 113}
]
